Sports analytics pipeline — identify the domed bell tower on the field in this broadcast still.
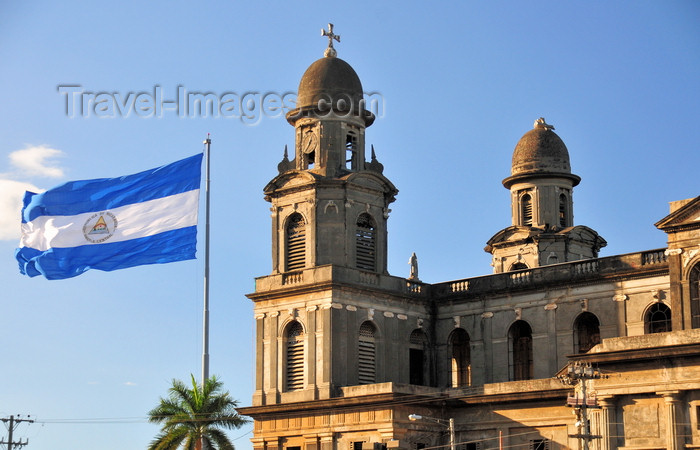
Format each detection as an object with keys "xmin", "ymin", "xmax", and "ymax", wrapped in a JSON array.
[
  {"xmin": 264, "ymin": 25, "xmax": 397, "ymax": 275},
  {"xmin": 485, "ymin": 118, "xmax": 606, "ymax": 273}
]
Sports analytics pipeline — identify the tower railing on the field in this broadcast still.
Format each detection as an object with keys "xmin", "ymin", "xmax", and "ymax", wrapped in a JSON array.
[{"xmin": 433, "ymin": 248, "xmax": 669, "ymax": 298}]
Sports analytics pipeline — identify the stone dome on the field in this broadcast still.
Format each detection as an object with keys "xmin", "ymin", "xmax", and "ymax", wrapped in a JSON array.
[
  {"xmin": 287, "ymin": 55, "xmax": 374, "ymax": 126},
  {"xmin": 502, "ymin": 119, "xmax": 580, "ymax": 188}
]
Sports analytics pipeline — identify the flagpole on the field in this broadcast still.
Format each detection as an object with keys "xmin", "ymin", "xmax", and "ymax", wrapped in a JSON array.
[{"xmin": 202, "ymin": 134, "xmax": 211, "ymax": 385}]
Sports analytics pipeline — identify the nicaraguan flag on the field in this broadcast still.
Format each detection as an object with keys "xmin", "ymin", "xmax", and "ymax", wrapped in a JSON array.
[{"xmin": 15, "ymin": 153, "xmax": 203, "ymax": 280}]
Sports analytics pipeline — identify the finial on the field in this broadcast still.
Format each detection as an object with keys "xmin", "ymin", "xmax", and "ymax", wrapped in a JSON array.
[
  {"xmin": 283, "ymin": 144, "xmax": 289, "ymax": 160},
  {"xmin": 534, "ymin": 117, "xmax": 555, "ymax": 131},
  {"xmin": 321, "ymin": 23, "xmax": 340, "ymax": 58},
  {"xmin": 371, "ymin": 144, "xmax": 377, "ymax": 161}
]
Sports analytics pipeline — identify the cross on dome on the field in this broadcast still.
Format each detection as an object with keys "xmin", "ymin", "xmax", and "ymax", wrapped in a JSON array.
[{"xmin": 321, "ymin": 23, "xmax": 340, "ymax": 57}]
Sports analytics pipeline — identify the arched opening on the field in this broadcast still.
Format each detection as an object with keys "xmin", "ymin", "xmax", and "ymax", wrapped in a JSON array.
[
  {"xmin": 510, "ymin": 262, "xmax": 529, "ymax": 271},
  {"xmin": 645, "ymin": 303, "xmax": 672, "ymax": 334},
  {"xmin": 358, "ymin": 321, "xmax": 377, "ymax": 385},
  {"xmin": 521, "ymin": 193, "xmax": 533, "ymax": 226},
  {"xmin": 285, "ymin": 213, "xmax": 306, "ymax": 271},
  {"xmin": 345, "ymin": 130, "xmax": 358, "ymax": 170},
  {"xmin": 285, "ymin": 321, "xmax": 305, "ymax": 391},
  {"xmin": 356, "ymin": 213, "xmax": 377, "ymax": 271},
  {"xmin": 508, "ymin": 320, "xmax": 533, "ymax": 381},
  {"xmin": 691, "ymin": 263, "xmax": 700, "ymax": 328},
  {"xmin": 449, "ymin": 328, "xmax": 471, "ymax": 387},
  {"xmin": 559, "ymin": 193, "xmax": 568, "ymax": 228},
  {"xmin": 574, "ymin": 312, "xmax": 601, "ymax": 353},
  {"xmin": 409, "ymin": 329, "xmax": 428, "ymax": 386}
]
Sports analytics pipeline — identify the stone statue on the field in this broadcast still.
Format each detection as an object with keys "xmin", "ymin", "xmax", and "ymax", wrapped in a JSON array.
[
  {"xmin": 408, "ymin": 252, "xmax": 419, "ymax": 281},
  {"xmin": 534, "ymin": 117, "xmax": 555, "ymax": 131}
]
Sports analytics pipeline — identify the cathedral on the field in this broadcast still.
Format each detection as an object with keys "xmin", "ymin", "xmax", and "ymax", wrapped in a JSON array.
[{"xmin": 237, "ymin": 28, "xmax": 700, "ymax": 450}]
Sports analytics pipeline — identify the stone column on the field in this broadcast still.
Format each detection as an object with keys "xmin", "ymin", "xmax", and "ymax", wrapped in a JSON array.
[
  {"xmin": 659, "ymin": 390, "xmax": 683, "ymax": 450},
  {"xmin": 305, "ymin": 435, "xmax": 319, "ymax": 450},
  {"xmin": 665, "ymin": 249, "xmax": 685, "ymax": 329},
  {"xmin": 545, "ymin": 303, "xmax": 558, "ymax": 374},
  {"xmin": 597, "ymin": 395, "xmax": 616, "ymax": 450},
  {"xmin": 267, "ymin": 312, "xmax": 280, "ymax": 404},
  {"xmin": 319, "ymin": 432, "xmax": 334, "ymax": 450},
  {"xmin": 481, "ymin": 312, "xmax": 494, "ymax": 383},
  {"xmin": 307, "ymin": 306, "xmax": 318, "ymax": 396},
  {"xmin": 266, "ymin": 437, "xmax": 281, "ymax": 450},
  {"xmin": 253, "ymin": 313, "xmax": 266, "ymax": 405},
  {"xmin": 612, "ymin": 294, "xmax": 627, "ymax": 336}
]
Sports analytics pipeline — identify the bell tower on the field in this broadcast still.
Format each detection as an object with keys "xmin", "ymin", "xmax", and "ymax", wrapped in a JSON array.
[
  {"xmin": 485, "ymin": 118, "xmax": 606, "ymax": 273},
  {"xmin": 265, "ymin": 24, "xmax": 397, "ymax": 275}
]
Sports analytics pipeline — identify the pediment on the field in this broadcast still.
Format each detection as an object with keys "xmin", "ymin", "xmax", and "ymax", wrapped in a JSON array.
[
  {"xmin": 655, "ymin": 196, "xmax": 700, "ymax": 231},
  {"xmin": 344, "ymin": 171, "xmax": 398, "ymax": 195},
  {"xmin": 485, "ymin": 226, "xmax": 535, "ymax": 250},
  {"xmin": 263, "ymin": 171, "xmax": 318, "ymax": 195}
]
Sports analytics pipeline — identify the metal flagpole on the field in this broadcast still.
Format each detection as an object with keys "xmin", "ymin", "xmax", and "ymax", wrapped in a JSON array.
[{"xmin": 202, "ymin": 134, "xmax": 211, "ymax": 384}]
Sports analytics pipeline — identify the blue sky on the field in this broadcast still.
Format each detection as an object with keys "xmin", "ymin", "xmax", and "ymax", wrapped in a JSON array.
[{"xmin": 0, "ymin": 1, "xmax": 698, "ymax": 449}]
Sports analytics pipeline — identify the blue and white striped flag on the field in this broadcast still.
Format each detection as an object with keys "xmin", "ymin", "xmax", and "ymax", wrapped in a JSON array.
[{"xmin": 15, "ymin": 153, "xmax": 203, "ymax": 280}]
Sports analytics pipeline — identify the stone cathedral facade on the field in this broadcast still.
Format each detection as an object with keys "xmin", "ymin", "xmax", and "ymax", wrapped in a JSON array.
[{"xmin": 238, "ymin": 32, "xmax": 700, "ymax": 450}]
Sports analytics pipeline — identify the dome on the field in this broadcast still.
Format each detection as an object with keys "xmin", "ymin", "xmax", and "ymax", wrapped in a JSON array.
[
  {"xmin": 502, "ymin": 118, "xmax": 580, "ymax": 188},
  {"xmin": 297, "ymin": 56, "xmax": 363, "ymax": 108},
  {"xmin": 287, "ymin": 55, "xmax": 374, "ymax": 126}
]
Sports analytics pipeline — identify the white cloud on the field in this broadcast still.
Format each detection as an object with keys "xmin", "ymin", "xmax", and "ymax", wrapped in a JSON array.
[
  {"xmin": 123, "ymin": 381, "xmax": 137, "ymax": 386},
  {"xmin": 9, "ymin": 145, "xmax": 65, "ymax": 178},
  {"xmin": 0, "ymin": 179, "xmax": 43, "ymax": 240}
]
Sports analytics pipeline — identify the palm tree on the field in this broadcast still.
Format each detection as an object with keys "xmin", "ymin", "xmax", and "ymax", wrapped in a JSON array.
[{"xmin": 148, "ymin": 375, "xmax": 249, "ymax": 450}]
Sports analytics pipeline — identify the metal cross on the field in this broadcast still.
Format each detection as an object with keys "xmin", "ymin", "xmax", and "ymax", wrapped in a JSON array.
[{"xmin": 321, "ymin": 23, "xmax": 340, "ymax": 50}]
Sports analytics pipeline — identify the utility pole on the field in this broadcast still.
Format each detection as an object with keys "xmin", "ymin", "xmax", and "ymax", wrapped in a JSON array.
[
  {"xmin": 0, "ymin": 415, "xmax": 34, "ymax": 450},
  {"xmin": 558, "ymin": 362, "xmax": 603, "ymax": 450}
]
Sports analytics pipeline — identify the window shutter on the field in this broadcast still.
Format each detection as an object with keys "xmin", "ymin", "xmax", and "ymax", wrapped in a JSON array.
[
  {"xmin": 286, "ymin": 322, "xmax": 304, "ymax": 391},
  {"xmin": 286, "ymin": 214, "xmax": 306, "ymax": 271},
  {"xmin": 356, "ymin": 214, "xmax": 376, "ymax": 271},
  {"xmin": 522, "ymin": 194, "xmax": 533, "ymax": 226},
  {"xmin": 358, "ymin": 322, "xmax": 376, "ymax": 384}
]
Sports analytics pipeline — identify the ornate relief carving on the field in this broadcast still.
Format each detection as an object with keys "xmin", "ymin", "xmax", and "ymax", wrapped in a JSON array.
[
  {"xmin": 683, "ymin": 247, "xmax": 700, "ymax": 268},
  {"xmin": 580, "ymin": 298, "xmax": 588, "ymax": 311}
]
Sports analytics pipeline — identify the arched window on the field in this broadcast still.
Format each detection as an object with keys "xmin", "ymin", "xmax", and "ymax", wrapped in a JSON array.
[
  {"xmin": 521, "ymin": 193, "xmax": 533, "ymax": 226},
  {"xmin": 510, "ymin": 262, "xmax": 529, "ymax": 271},
  {"xmin": 285, "ymin": 321, "xmax": 304, "ymax": 391},
  {"xmin": 691, "ymin": 263, "xmax": 700, "ymax": 329},
  {"xmin": 574, "ymin": 312, "xmax": 600, "ymax": 353},
  {"xmin": 449, "ymin": 328, "xmax": 471, "ymax": 387},
  {"xmin": 509, "ymin": 321, "xmax": 533, "ymax": 381},
  {"xmin": 358, "ymin": 321, "xmax": 377, "ymax": 385},
  {"xmin": 645, "ymin": 303, "xmax": 672, "ymax": 334},
  {"xmin": 286, "ymin": 213, "xmax": 306, "ymax": 271},
  {"xmin": 356, "ymin": 213, "xmax": 376, "ymax": 271},
  {"xmin": 409, "ymin": 329, "xmax": 428, "ymax": 386},
  {"xmin": 345, "ymin": 130, "xmax": 358, "ymax": 170},
  {"xmin": 559, "ymin": 193, "xmax": 568, "ymax": 228}
]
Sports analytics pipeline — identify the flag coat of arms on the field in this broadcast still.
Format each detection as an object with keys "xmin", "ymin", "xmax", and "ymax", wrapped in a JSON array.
[{"xmin": 15, "ymin": 153, "xmax": 203, "ymax": 280}]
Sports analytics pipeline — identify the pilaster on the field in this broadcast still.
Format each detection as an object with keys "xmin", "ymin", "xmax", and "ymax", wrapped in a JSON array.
[
  {"xmin": 659, "ymin": 390, "xmax": 684, "ymax": 450},
  {"xmin": 598, "ymin": 395, "xmax": 617, "ymax": 450}
]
